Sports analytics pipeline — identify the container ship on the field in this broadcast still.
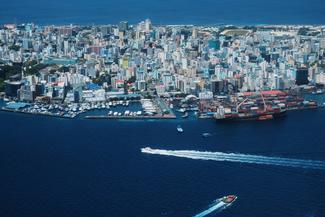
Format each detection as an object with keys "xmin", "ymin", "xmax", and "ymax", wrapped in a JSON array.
[
  {"xmin": 214, "ymin": 91, "xmax": 287, "ymax": 121},
  {"xmin": 214, "ymin": 105, "xmax": 287, "ymax": 121},
  {"xmin": 201, "ymin": 91, "xmax": 318, "ymax": 121}
]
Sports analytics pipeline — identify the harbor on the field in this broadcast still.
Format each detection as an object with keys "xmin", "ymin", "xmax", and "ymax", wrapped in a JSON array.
[
  {"xmin": 1, "ymin": 89, "xmax": 324, "ymax": 121},
  {"xmin": 0, "ymin": 97, "xmax": 177, "ymax": 120},
  {"xmin": 197, "ymin": 90, "xmax": 320, "ymax": 120}
]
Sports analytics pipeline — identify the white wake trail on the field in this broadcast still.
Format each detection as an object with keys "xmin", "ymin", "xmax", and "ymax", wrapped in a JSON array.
[
  {"xmin": 141, "ymin": 148, "xmax": 325, "ymax": 170},
  {"xmin": 194, "ymin": 199, "xmax": 226, "ymax": 217}
]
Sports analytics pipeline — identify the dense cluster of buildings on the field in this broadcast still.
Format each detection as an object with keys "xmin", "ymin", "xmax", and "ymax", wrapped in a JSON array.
[{"xmin": 1, "ymin": 21, "xmax": 325, "ymax": 104}]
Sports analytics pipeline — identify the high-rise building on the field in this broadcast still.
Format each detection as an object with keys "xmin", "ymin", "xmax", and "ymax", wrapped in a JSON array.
[
  {"xmin": 118, "ymin": 21, "xmax": 129, "ymax": 32},
  {"xmin": 320, "ymin": 38, "xmax": 325, "ymax": 49},
  {"xmin": 4, "ymin": 80, "xmax": 23, "ymax": 97},
  {"xmin": 58, "ymin": 26, "xmax": 73, "ymax": 36},
  {"xmin": 295, "ymin": 67, "xmax": 309, "ymax": 85},
  {"xmin": 22, "ymin": 38, "xmax": 33, "ymax": 49},
  {"xmin": 211, "ymin": 80, "xmax": 227, "ymax": 95},
  {"xmin": 145, "ymin": 19, "xmax": 152, "ymax": 32},
  {"xmin": 192, "ymin": 27, "xmax": 198, "ymax": 39},
  {"xmin": 100, "ymin": 25, "xmax": 112, "ymax": 35}
]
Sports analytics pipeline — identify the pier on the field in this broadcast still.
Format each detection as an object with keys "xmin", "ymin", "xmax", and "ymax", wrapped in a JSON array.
[{"xmin": 84, "ymin": 114, "xmax": 176, "ymax": 119}]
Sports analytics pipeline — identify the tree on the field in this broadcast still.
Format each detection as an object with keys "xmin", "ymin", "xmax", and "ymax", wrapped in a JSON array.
[
  {"xmin": 127, "ymin": 76, "xmax": 136, "ymax": 83},
  {"xmin": 58, "ymin": 66, "xmax": 70, "ymax": 72},
  {"xmin": 0, "ymin": 78, "xmax": 4, "ymax": 91},
  {"xmin": 9, "ymin": 45, "xmax": 20, "ymax": 51},
  {"xmin": 25, "ymin": 63, "xmax": 48, "ymax": 75},
  {"xmin": 298, "ymin": 27, "xmax": 309, "ymax": 36}
]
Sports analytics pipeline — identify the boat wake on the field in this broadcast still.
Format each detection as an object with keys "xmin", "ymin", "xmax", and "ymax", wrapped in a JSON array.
[
  {"xmin": 194, "ymin": 199, "xmax": 227, "ymax": 217},
  {"xmin": 141, "ymin": 147, "xmax": 325, "ymax": 170}
]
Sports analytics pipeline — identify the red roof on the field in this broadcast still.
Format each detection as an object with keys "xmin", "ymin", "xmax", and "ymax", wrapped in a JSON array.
[{"xmin": 243, "ymin": 90, "xmax": 286, "ymax": 96}]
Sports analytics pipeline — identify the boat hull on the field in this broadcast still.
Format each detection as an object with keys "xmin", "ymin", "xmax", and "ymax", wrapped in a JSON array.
[{"xmin": 215, "ymin": 110, "xmax": 287, "ymax": 122}]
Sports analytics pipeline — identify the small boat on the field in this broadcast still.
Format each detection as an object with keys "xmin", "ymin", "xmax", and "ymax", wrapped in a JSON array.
[
  {"xmin": 181, "ymin": 112, "xmax": 188, "ymax": 118},
  {"xmin": 220, "ymin": 195, "xmax": 237, "ymax": 206},
  {"xmin": 177, "ymin": 125, "xmax": 183, "ymax": 133},
  {"xmin": 312, "ymin": 90, "xmax": 324, "ymax": 95},
  {"xmin": 202, "ymin": 133, "xmax": 212, "ymax": 138},
  {"xmin": 178, "ymin": 108, "xmax": 186, "ymax": 113}
]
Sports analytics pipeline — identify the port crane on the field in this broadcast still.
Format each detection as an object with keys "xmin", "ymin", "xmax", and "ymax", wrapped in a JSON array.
[
  {"xmin": 260, "ymin": 91, "xmax": 267, "ymax": 112},
  {"xmin": 236, "ymin": 91, "xmax": 267, "ymax": 113},
  {"xmin": 236, "ymin": 98, "xmax": 248, "ymax": 113}
]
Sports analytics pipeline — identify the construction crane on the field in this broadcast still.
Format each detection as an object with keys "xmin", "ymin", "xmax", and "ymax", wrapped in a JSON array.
[{"xmin": 260, "ymin": 91, "xmax": 267, "ymax": 112}]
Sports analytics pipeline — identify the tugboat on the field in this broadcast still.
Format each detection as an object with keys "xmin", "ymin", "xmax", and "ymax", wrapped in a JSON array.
[{"xmin": 177, "ymin": 125, "xmax": 183, "ymax": 133}]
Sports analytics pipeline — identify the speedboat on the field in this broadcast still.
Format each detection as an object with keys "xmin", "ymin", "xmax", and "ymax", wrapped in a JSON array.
[
  {"xmin": 219, "ymin": 195, "xmax": 237, "ymax": 207},
  {"xmin": 177, "ymin": 125, "xmax": 183, "ymax": 133},
  {"xmin": 202, "ymin": 132, "xmax": 212, "ymax": 138}
]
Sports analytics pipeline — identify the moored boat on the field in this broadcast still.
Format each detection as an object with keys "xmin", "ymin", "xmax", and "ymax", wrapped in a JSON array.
[{"xmin": 181, "ymin": 112, "xmax": 188, "ymax": 118}]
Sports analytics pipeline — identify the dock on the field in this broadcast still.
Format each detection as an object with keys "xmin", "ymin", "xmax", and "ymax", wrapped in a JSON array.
[
  {"xmin": 84, "ymin": 114, "xmax": 176, "ymax": 120},
  {"xmin": 1, "ymin": 108, "xmax": 74, "ymax": 119}
]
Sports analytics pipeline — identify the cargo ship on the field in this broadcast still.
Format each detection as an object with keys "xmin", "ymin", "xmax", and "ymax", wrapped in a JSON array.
[
  {"xmin": 214, "ymin": 92, "xmax": 287, "ymax": 121},
  {"xmin": 214, "ymin": 106, "xmax": 287, "ymax": 121}
]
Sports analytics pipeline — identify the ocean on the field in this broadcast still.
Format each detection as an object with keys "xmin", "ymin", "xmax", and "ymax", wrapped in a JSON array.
[
  {"xmin": 0, "ymin": 0, "xmax": 325, "ymax": 25},
  {"xmin": 0, "ymin": 104, "xmax": 325, "ymax": 217},
  {"xmin": 1, "ymin": 1, "xmax": 325, "ymax": 216}
]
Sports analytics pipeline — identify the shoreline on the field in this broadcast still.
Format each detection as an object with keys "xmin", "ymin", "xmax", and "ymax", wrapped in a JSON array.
[
  {"xmin": 1, "ymin": 104, "xmax": 322, "ymax": 121},
  {"xmin": 1, "ymin": 21, "xmax": 325, "ymax": 27},
  {"xmin": 84, "ymin": 115, "xmax": 176, "ymax": 119},
  {"xmin": 0, "ymin": 107, "xmax": 74, "ymax": 119}
]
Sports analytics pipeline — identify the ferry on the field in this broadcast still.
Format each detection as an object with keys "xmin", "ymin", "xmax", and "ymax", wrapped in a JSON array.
[{"xmin": 177, "ymin": 125, "xmax": 183, "ymax": 133}]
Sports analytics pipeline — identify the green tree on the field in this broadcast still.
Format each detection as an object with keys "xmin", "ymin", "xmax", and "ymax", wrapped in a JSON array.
[
  {"xmin": 9, "ymin": 45, "xmax": 21, "ymax": 51},
  {"xmin": 0, "ymin": 78, "xmax": 5, "ymax": 92}
]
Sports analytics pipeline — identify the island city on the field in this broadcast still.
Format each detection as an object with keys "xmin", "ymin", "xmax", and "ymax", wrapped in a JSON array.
[
  {"xmin": 1, "ymin": 0, "xmax": 325, "ymax": 215},
  {"xmin": 0, "ymin": 21, "xmax": 324, "ymax": 121}
]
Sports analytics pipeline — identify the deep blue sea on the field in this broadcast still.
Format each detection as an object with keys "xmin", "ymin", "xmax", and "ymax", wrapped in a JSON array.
[
  {"xmin": 0, "ymin": 0, "xmax": 325, "ymax": 25},
  {"xmin": 0, "ymin": 101, "xmax": 325, "ymax": 217},
  {"xmin": 1, "ymin": 1, "xmax": 325, "ymax": 216}
]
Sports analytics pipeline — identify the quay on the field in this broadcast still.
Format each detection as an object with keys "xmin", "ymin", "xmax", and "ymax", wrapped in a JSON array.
[
  {"xmin": 1, "ymin": 107, "xmax": 74, "ymax": 119},
  {"xmin": 84, "ymin": 114, "xmax": 176, "ymax": 119}
]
